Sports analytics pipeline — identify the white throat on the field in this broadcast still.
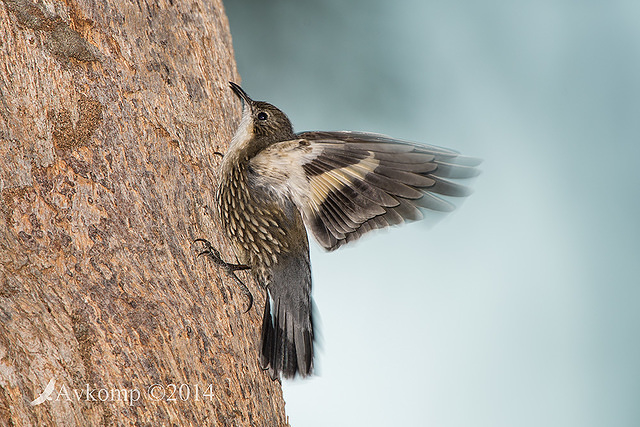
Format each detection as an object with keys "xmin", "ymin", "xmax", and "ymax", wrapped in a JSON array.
[{"xmin": 229, "ymin": 103, "xmax": 253, "ymax": 149}]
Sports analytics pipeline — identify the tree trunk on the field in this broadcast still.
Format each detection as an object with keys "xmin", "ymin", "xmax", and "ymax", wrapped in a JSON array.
[{"xmin": 0, "ymin": 0, "xmax": 289, "ymax": 425}]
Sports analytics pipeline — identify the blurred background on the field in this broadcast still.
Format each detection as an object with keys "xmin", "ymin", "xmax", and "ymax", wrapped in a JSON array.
[{"xmin": 224, "ymin": 1, "xmax": 640, "ymax": 426}]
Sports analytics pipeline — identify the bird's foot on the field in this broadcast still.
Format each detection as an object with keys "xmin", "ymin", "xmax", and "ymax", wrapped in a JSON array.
[{"xmin": 194, "ymin": 238, "xmax": 253, "ymax": 312}]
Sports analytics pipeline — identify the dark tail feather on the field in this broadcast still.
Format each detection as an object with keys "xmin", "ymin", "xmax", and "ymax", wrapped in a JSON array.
[
  {"xmin": 260, "ymin": 290, "xmax": 314, "ymax": 379},
  {"xmin": 259, "ymin": 251, "xmax": 314, "ymax": 379},
  {"xmin": 260, "ymin": 295, "xmax": 276, "ymax": 375}
]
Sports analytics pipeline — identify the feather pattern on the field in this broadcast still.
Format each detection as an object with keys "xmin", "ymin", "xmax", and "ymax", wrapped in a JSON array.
[{"xmin": 250, "ymin": 131, "xmax": 481, "ymax": 251}]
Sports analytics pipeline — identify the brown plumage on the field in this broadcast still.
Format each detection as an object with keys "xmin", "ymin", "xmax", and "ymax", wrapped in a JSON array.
[{"xmin": 201, "ymin": 82, "xmax": 481, "ymax": 379}]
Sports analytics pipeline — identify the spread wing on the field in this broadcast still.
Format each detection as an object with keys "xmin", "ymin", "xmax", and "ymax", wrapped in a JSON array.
[{"xmin": 249, "ymin": 131, "xmax": 481, "ymax": 251}]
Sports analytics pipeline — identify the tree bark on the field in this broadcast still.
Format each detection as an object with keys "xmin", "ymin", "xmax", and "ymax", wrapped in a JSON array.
[{"xmin": 0, "ymin": 0, "xmax": 289, "ymax": 425}]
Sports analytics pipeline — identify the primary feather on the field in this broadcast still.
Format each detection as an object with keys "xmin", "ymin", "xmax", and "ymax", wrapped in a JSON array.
[{"xmin": 250, "ymin": 131, "xmax": 481, "ymax": 251}]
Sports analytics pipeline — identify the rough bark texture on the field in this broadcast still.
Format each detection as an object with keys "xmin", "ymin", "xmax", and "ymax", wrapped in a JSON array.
[{"xmin": 0, "ymin": 0, "xmax": 289, "ymax": 425}]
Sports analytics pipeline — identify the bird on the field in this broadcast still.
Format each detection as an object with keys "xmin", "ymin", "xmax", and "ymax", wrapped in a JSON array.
[{"xmin": 196, "ymin": 82, "xmax": 481, "ymax": 380}]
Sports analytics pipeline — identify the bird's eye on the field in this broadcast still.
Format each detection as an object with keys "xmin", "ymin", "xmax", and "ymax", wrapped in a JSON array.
[{"xmin": 257, "ymin": 112, "xmax": 268, "ymax": 121}]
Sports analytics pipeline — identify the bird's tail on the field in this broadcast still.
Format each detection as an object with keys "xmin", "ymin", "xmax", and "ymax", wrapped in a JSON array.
[{"xmin": 260, "ymin": 251, "xmax": 314, "ymax": 379}]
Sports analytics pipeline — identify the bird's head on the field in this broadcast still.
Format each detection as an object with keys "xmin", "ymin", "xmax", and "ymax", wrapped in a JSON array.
[{"xmin": 229, "ymin": 82, "xmax": 295, "ymax": 153}]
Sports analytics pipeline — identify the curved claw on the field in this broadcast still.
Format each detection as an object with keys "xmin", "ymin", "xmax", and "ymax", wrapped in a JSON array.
[
  {"xmin": 232, "ymin": 275, "xmax": 254, "ymax": 313},
  {"xmin": 194, "ymin": 239, "xmax": 225, "ymax": 266},
  {"xmin": 195, "ymin": 238, "xmax": 254, "ymax": 313},
  {"xmin": 227, "ymin": 270, "xmax": 253, "ymax": 312}
]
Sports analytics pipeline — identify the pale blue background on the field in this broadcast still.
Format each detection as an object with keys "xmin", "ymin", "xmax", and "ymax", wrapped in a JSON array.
[{"xmin": 224, "ymin": 1, "xmax": 640, "ymax": 426}]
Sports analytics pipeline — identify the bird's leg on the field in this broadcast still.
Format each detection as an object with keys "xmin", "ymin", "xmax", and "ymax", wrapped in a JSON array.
[{"xmin": 194, "ymin": 238, "xmax": 253, "ymax": 312}]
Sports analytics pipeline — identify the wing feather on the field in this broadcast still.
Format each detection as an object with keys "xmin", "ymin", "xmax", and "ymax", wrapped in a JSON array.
[{"xmin": 250, "ymin": 131, "xmax": 480, "ymax": 251}]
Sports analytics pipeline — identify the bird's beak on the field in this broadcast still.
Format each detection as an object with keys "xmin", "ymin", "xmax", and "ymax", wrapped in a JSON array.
[{"xmin": 229, "ymin": 82, "xmax": 252, "ymax": 105}]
